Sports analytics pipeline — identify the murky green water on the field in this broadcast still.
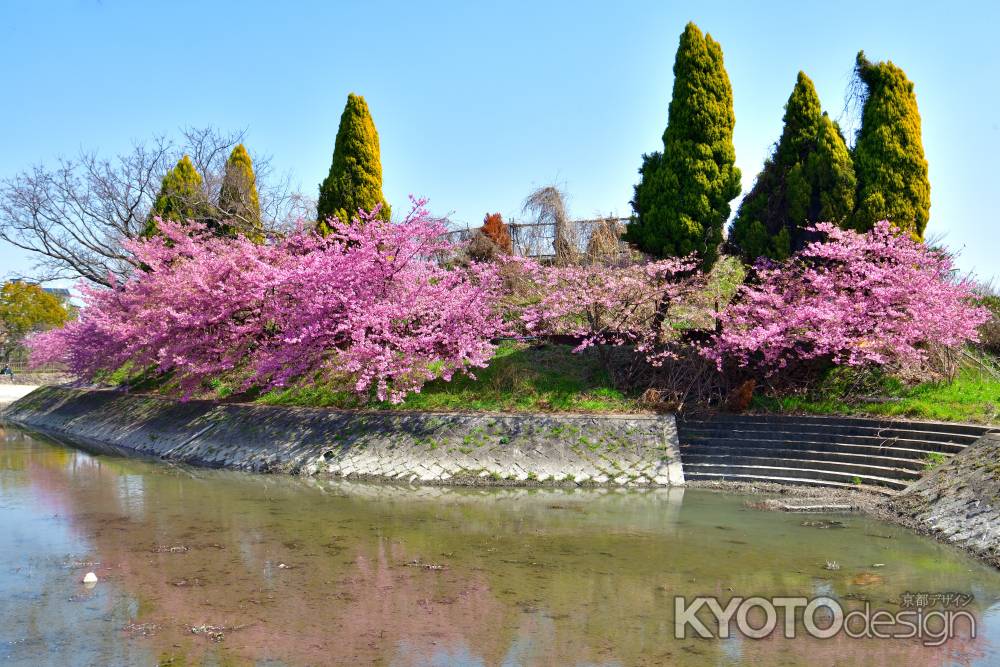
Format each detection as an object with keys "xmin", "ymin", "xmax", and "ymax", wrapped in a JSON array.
[{"xmin": 3, "ymin": 424, "xmax": 1000, "ymax": 666}]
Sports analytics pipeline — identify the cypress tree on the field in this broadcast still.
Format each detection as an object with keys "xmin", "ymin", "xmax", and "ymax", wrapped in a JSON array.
[
  {"xmin": 144, "ymin": 155, "xmax": 207, "ymax": 236},
  {"xmin": 851, "ymin": 51, "xmax": 930, "ymax": 238},
  {"xmin": 626, "ymin": 22, "xmax": 741, "ymax": 271},
  {"xmin": 729, "ymin": 72, "xmax": 855, "ymax": 261},
  {"xmin": 218, "ymin": 144, "xmax": 262, "ymax": 240},
  {"xmin": 805, "ymin": 115, "xmax": 857, "ymax": 226},
  {"xmin": 317, "ymin": 93, "xmax": 390, "ymax": 233}
]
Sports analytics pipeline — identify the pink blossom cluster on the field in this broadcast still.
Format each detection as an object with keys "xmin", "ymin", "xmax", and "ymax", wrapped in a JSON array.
[
  {"xmin": 706, "ymin": 221, "xmax": 990, "ymax": 373},
  {"xmin": 514, "ymin": 255, "xmax": 703, "ymax": 365},
  {"xmin": 29, "ymin": 202, "xmax": 505, "ymax": 403},
  {"xmin": 30, "ymin": 210, "xmax": 988, "ymax": 399}
]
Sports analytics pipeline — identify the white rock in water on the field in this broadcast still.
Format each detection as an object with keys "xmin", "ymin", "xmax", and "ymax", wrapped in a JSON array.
[{"xmin": 83, "ymin": 572, "xmax": 98, "ymax": 584}]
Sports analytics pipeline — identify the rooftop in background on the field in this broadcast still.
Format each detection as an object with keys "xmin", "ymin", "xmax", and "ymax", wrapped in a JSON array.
[
  {"xmin": 42, "ymin": 287, "xmax": 71, "ymax": 301},
  {"xmin": 7, "ymin": 279, "xmax": 74, "ymax": 304}
]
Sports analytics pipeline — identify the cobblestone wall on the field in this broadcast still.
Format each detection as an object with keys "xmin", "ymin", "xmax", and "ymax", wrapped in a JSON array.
[
  {"xmin": 3, "ymin": 387, "xmax": 683, "ymax": 487},
  {"xmin": 893, "ymin": 431, "xmax": 1000, "ymax": 567}
]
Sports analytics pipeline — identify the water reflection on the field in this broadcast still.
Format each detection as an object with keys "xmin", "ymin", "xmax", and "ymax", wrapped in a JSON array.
[{"xmin": 1, "ymin": 424, "xmax": 999, "ymax": 666}]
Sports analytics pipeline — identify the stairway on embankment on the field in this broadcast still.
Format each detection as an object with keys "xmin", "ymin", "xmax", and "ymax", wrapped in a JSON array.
[{"xmin": 678, "ymin": 414, "xmax": 996, "ymax": 494}]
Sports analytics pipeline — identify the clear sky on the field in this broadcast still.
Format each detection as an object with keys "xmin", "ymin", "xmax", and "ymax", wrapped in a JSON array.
[{"xmin": 2, "ymin": 0, "xmax": 998, "ymax": 283}]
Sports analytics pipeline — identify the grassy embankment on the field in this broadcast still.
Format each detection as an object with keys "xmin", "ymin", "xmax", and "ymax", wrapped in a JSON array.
[
  {"xmin": 259, "ymin": 344, "xmax": 999, "ymax": 423},
  {"xmin": 751, "ymin": 366, "xmax": 999, "ymax": 424},
  {"xmin": 107, "ymin": 343, "xmax": 999, "ymax": 422},
  {"xmin": 258, "ymin": 342, "xmax": 639, "ymax": 413}
]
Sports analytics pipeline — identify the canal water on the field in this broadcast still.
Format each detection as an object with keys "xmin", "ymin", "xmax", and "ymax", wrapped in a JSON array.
[{"xmin": 3, "ymin": 423, "xmax": 1000, "ymax": 666}]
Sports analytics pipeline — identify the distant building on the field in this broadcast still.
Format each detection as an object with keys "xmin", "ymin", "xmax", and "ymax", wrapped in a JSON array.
[
  {"xmin": 8, "ymin": 279, "xmax": 73, "ymax": 306},
  {"xmin": 42, "ymin": 287, "xmax": 72, "ymax": 305}
]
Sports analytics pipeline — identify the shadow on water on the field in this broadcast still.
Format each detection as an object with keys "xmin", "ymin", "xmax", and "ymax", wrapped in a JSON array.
[{"xmin": 2, "ymin": 423, "xmax": 1000, "ymax": 666}]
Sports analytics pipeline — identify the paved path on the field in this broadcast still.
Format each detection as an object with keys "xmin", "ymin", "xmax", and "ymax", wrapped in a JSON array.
[{"xmin": 0, "ymin": 385, "xmax": 39, "ymax": 407}]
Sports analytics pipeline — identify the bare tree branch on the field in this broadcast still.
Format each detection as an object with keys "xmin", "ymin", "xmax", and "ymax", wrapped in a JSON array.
[{"xmin": 0, "ymin": 128, "xmax": 314, "ymax": 286}]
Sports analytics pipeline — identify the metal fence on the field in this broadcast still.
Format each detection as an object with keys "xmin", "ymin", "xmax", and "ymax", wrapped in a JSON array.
[
  {"xmin": 446, "ymin": 217, "xmax": 631, "ymax": 262},
  {"xmin": 2, "ymin": 349, "xmax": 63, "ymax": 375}
]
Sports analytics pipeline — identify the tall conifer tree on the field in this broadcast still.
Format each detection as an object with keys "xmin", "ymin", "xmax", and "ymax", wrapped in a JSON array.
[
  {"xmin": 851, "ymin": 52, "xmax": 930, "ymax": 238},
  {"xmin": 730, "ymin": 72, "xmax": 855, "ymax": 261},
  {"xmin": 144, "ymin": 155, "xmax": 207, "ymax": 236},
  {"xmin": 317, "ymin": 93, "xmax": 390, "ymax": 233},
  {"xmin": 218, "ymin": 144, "xmax": 262, "ymax": 239},
  {"xmin": 626, "ymin": 22, "xmax": 741, "ymax": 271}
]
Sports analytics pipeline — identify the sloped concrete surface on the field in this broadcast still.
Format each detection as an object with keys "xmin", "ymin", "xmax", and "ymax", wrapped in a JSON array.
[
  {"xmin": 2, "ymin": 386, "xmax": 683, "ymax": 487},
  {"xmin": 892, "ymin": 430, "xmax": 1000, "ymax": 567}
]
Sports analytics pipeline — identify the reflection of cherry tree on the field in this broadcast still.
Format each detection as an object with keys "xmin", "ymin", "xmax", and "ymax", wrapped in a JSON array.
[
  {"xmin": 15, "ymin": 439, "xmax": 996, "ymax": 666},
  {"xmin": 15, "ymin": 441, "xmax": 91, "ymax": 518},
  {"xmin": 324, "ymin": 539, "xmax": 513, "ymax": 665},
  {"xmin": 17, "ymin": 451, "xmax": 518, "ymax": 664}
]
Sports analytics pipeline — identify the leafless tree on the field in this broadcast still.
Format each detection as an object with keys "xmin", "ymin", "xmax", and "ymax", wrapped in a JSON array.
[
  {"xmin": 522, "ymin": 185, "xmax": 580, "ymax": 266},
  {"xmin": 0, "ymin": 127, "xmax": 314, "ymax": 286},
  {"xmin": 584, "ymin": 216, "xmax": 627, "ymax": 265}
]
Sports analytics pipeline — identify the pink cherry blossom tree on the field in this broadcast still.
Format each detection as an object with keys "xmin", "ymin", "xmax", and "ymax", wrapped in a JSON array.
[
  {"xmin": 706, "ymin": 221, "xmax": 990, "ymax": 375},
  {"xmin": 510, "ymin": 255, "xmax": 706, "ymax": 383},
  {"xmin": 30, "ymin": 211, "xmax": 989, "ymax": 408},
  {"xmin": 29, "ymin": 201, "xmax": 505, "ymax": 403}
]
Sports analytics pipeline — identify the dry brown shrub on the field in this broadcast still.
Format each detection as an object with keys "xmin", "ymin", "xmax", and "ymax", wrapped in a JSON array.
[
  {"xmin": 481, "ymin": 212, "xmax": 512, "ymax": 254},
  {"xmin": 584, "ymin": 217, "xmax": 624, "ymax": 265},
  {"xmin": 725, "ymin": 379, "xmax": 756, "ymax": 412},
  {"xmin": 466, "ymin": 231, "xmax": 502, "ymax": 262}
]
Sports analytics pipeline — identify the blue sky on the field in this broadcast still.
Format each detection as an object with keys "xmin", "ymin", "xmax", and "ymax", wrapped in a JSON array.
[{"xmin": 2, "ymin": 0, "xmax": 998, "ymax": 282}]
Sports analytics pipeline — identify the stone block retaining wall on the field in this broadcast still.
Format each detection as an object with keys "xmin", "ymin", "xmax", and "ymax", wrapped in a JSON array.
[
  {"xmin": 893, "ymin": 430, "xmax": 1000, "ymax": 567},
  {"xmin": 2, "ymin": 387, "xmax": 683, "ymax": 487}
]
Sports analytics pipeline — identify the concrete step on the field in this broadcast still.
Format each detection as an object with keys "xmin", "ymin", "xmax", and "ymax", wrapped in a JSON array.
[
  {"xmin": 679, "ymin": 430, "xmax": 972, "ymax": 453},
  {"xmin": 682, "ymin": 462, "xmax": 910, "ymax": 491},
  {"xmin": 680, "ymin": 444, "xmax": 931, "ymax": 471},
  {"xmin": 680, "ymin": 415, "xmax": 994, "ymax": 439},
  {"xmin": 675, "ymin": 414, "xmax": 994, "ymax": 493},
  {"xmin": 682, "ymin": 453, "xmax": 919, "ymax": 481},
  {"xmin": 680, "ymin": 435, "xmax": 960, "ymax": 459},
  {"xmin": 679, "ymin": 422, "xmax": 981, "ymax": 443},
  {"xmin": 683, "ymin": 471, "xmax": 897, "ymax": 494}
]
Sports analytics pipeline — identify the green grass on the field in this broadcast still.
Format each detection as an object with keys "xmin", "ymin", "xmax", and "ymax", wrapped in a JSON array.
[
  {"xmin": 752, "ymin": 366, "xmax": 1000, "ymax": 424},
  {"xmin": 100, "ymin": 335, "xmax": 997, "ymax": 424},
  {"xmin": 923, "ymin": 452, "xmax": 947, "ymax": 470},
  {"xmin": 258, "ymin": 342, "xmax": 641, "ymax": 414}
]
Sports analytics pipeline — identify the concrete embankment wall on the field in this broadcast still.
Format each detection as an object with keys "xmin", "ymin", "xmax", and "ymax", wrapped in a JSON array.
[
  {"xmin": 1, "ymin": 386, "xmax": 684, "ymax": 487},
  {"xmin": 892, "ymin": 430, "xmax": 1000, "ymax": 567}
]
